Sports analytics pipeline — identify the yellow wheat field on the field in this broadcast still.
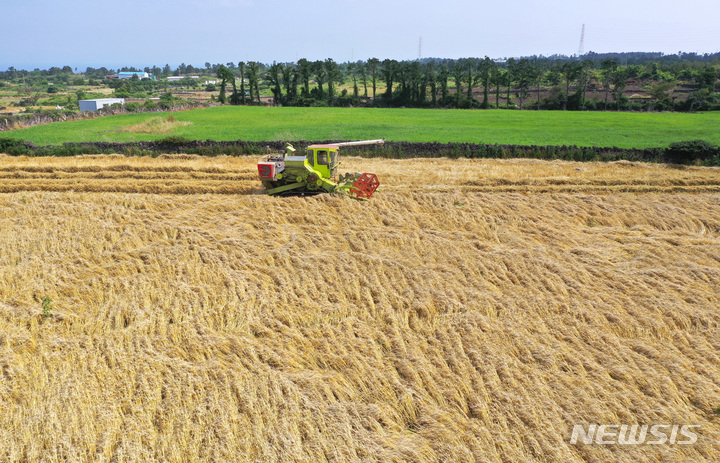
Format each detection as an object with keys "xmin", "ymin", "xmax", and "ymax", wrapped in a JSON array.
[{"xmin": 0, "ymin": 154, "xmax": 719, "ymax": 462}]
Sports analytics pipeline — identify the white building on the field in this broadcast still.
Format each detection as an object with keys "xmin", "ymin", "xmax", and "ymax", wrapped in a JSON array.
[
  {"xmin": 118, "ymin": 72, "xmax": 152, "ymax": 79},
  {"xmin": 79, "ymin": 98, "xmax": 125, "ymax": 112},
  {"xmin": 167, "ymin": 76, "xmax": 200, "ymax": 81},
  {"xmin": 105, "ymin": 72, "xmax": 155, "ymax": 80}
]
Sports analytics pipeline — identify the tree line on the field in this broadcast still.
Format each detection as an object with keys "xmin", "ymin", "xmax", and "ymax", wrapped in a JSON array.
[
  {"xmin": 2, "ymin": 51, "xmax": 719, "ymax": 112},
  {"xmin": 211, "ymin": 55, "xmax": 719, "ymax": 112}
]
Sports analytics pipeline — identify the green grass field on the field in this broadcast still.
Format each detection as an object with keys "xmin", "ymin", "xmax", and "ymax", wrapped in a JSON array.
[{"xmin": 4, "ymin": 106, "xmax": 720, "ymax": 148}]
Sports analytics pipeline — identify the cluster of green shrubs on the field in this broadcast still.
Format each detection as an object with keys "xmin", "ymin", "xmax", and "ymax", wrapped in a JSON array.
[
  {"xmin": 1, "ymin": 137, "xmax": 718, "ymax": 165},
  {"xmin": 123, "ymin": 96, "xmax": 175, "ymax": 112},
  {"xmin": 664, "ymin": 140, "xmax": 720, "ymax": 164},
  {"xmin": 0, "ymin": 138, "xmax": 114, "ymax": 156},
  {"xmin": 0, "ymin": 137, "xmax": 263, "ymax": 157}
]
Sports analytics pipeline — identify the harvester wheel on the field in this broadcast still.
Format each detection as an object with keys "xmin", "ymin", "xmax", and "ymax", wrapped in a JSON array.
[{"xmin": 306, "ymin": 174, "xmax": 320, "ymax": 190}]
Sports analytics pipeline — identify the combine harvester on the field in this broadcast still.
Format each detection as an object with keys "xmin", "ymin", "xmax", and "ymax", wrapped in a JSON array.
[{"xmin": 257, "ymin": 139, "xmax": 384, "ymax": 199}]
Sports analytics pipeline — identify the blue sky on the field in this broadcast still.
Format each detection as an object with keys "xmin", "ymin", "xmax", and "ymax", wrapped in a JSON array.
[{"xmin": 2, "ymin": 0, "xmax": 719, "ymax": 70}]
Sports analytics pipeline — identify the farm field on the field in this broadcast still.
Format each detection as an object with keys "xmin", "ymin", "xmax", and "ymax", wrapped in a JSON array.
[
  {"xmin": 1, "ymin": 154, "xmax": 719, "ymax": 462},
  {"xmin": 4, "ymin": 105, "xmax": 720, "ymax": 148}
]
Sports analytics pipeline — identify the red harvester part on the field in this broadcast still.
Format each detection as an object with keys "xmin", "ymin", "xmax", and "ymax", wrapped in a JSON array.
[{"xmin": 349, "ymin": 173, "xmax": 380, "ymax": 199}]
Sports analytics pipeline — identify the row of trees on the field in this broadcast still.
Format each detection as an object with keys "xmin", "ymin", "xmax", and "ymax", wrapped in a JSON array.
[
  {"xmin": 212, "ymin": 56, "xmax": 719, "ymax": 111},
  {"xmin": 2, "ymin": 52, "xmax": 719, "ymax": 112}
]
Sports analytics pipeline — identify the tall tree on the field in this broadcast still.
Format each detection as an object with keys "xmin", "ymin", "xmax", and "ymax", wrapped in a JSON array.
[
  {"xmin": 697, "ymin": 66, "xmax": 718, "ymax": 92},
  {"xmin": 408, "ymin": 61, "xmax": 422, "ymax": 105},
  {"xmin": 426, "ymin": 60, "xmax": 438, "ymax": 106},
  {"xmin": 532, "ymin": 61, "xmax": 544, "ymax": 110},
  {"xmin": 227, "ymin": 68, "xmax": 241, "ymax": 105},
  {"xmin": 600, "ymin": 58, "xmax": 618, "ymax": 111},
  {"xmin": 418, "ymin": 62, "xmax": 430, "ymax": 105},
  {"xmin": 267, "ymin": 62, "xmax": 283, "ymax": 105},
  {"xmin": 479, "ymin": 57, "xmax": 495, "ymax": 108},
  {"xmin": 646, "ymin": 81, "xmax": 676, "ymax": 109},
  {"xmin": 394, "ymin": 61, "xmax": 409, "ymax": 104},
  {"xmin": 297, "ymin": 59, "xmax": 313, "ymax": 98},
  {"xmin": 438, "ymin": 64, "xmax": 450, "ymax": 105},
  {"xmin": 348, "ymin": 62, "xmax": 359, "ymax": 98},
  {"xmin": 559, "ymin": 61, "xmax": 583, "ymax": 110},
  {"xmin": 465, "ymin": 58, "xmax": 478, "ymax": 102},
  {"xmin": 238, "ymin": 62, "xmax": 246, "ymax": 104},
  {"xmin": 610, "ymin": 67, "xmax": 628, "ymax": 111},
  {"xmin": 505, "ymin": 58, "xmax": 516, "ymax": 109},
  {"xmin": 381, "ymin": 59, "xmax": 398, "ymax": 102},
  {"xmin": 367, "ymin": 58, "xmax": 380, "ymax": 99},
  {"xmin": 359, "ymin": 62, "xmax": 368, "ymax": 98},
  {"xmin": 313, "ymin": 60, "xmax": 327, "ymax": 98},
  {"xmin": 281, "ymin": 63, "xmax": 297, "ymax": 104},
  {"xmin": 492, "ymin": 66, "xmax": 502, "ymax": 109},
  {"xmin": 216, "ymin": 65, "xmax": 233, "ymax": 104},
  {"xmin": 247, "ymin": 61, "xmax": 262, "ymax": 104},
  {"xmin": 451, "ymin": 61, "xmax": 465, "ymax": 107},
  {"xmin": 577, "ymin": 60, "xmax": 595, "ymax": 110},
  {"xmin": 513, "ymin": 59, "xmax": 535, "ymax": 110},
  {"xmin": 324, "ymin": 58, "xmax": 342, "ymax": 105}
]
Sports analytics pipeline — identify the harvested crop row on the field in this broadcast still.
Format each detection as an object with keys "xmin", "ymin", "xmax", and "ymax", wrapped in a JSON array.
[
  {"xmin": 0, "ymin": 180, "xmax": 255, "ymax": 195},
  {"xmin": 1, "ymin": 155, "xmax": 719, "ymax": 195},
  {"xmin": 463, "ymin": 184, "xmax": 720, "ymax": 194},
  {"xmin": 0, "ymin": 171, "xmax": 252, "ymax": 181},
  {"xmin": 0, "ymin": 165, "xmax": 237, "ymax": 173}
]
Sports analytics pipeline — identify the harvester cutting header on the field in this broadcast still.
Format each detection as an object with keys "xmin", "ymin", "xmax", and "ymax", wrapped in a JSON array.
[{"xmin": 257, "ymin": 139, "xmax": 384, "ymax": 199}]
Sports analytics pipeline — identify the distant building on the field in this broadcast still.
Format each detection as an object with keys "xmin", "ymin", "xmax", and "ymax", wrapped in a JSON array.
[
  {"xmin": 167, "ymin": 76, "xmax": 200, "ymax": 81},
  {"xmin": 79, "ymin": 98, "xmax": 125, "ymax": 112},
  {"xmin": 105, "ymin": 72, "xmax": 155, "ymax": 80},
  {"xmin": 118, "ymin": 71, "xmax": 152, "ymax": 79}
]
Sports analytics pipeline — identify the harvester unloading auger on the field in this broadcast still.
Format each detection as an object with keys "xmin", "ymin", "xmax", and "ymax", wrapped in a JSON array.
[{"xmin": 257, "ymin": 139, "xmax": 384, "ymax": 199}]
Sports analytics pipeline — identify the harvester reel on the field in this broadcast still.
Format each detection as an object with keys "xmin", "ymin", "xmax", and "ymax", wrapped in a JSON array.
[{"xmin": 349, "ymin": 173, "xmax": 380, "ymax": 199}]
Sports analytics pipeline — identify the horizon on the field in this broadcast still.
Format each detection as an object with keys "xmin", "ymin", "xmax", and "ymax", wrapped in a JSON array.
[{"xmin": 3, "ymin": 50, "xmax": 719, "ymax": 74}]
